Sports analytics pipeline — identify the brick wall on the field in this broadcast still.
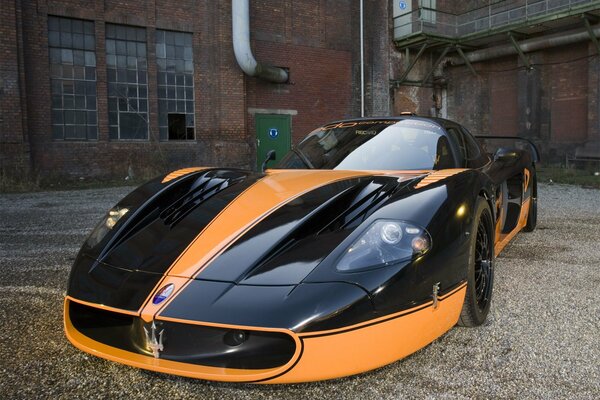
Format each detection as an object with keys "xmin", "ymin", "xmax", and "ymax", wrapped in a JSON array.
[
  {"xmin": 0, "ymin": 0, "xmax": 31, "ymax": 180},
  {"xmin": 3, "ymin": 0, "xmax": 366, "ymax": 182},
  {"xmin": 390, "ymin": 2, "xmax": 599, "ymax": 164},
  {"xmin": 429, "ymin": 43, "xmax": 596, "ymax": 163},
  {"xmin": 546, "ymin": 43, "xmax": 589, "ymax": 143},
  {"xmin": 246, "ymin": 0, "xmax": 355, "ymax": 150},
  {"xmin": 488, "ymin": 58, "xmax": 519, "ymax": 137}
]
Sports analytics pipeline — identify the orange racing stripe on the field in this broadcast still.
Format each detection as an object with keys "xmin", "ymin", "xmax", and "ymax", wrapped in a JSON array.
[
  {"xmin": 139, "ymin": 169, "xmax": 376, "ymax": 319},
  {"xmin": 164, "ymin": 169, "xmax": 378, "ymax": 279},
  {"xmin": 161, "ymin": 167, "xmax": 206, "ymax": 183},
  {"xmin": 414, "ymin": 168, "xmax": 468, "ymax": 189}
]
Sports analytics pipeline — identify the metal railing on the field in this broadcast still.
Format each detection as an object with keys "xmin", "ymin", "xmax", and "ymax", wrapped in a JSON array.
[{"xmin": 393, "ymin": 0, "xmax": 600, "ymax": 41}]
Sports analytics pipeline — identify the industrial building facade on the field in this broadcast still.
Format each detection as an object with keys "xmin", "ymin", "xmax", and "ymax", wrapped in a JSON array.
[
  {"xmin": 391, "ymin": 0, "xmax": 600, "ymax": 163},
  {"xmin": 2, "ymin": 0, "xmax": 389, "ymax": 182},
  {"xmin": 1, "ymin": 0, "xmax": 600, "ymax": 183}
]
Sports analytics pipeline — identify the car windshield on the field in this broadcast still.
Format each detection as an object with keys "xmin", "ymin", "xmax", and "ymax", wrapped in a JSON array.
[{"xmin": 277, "ymin": 119, "xmax": 454, "ymax": 170}]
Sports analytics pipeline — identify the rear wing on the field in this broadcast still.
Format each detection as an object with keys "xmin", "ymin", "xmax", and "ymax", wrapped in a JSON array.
[{"xmin": 475, "ymin": 135, "xmax": 540, "ymax": 163}]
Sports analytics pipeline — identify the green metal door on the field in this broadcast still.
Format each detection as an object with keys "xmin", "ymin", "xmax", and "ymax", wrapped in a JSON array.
[{"xmin": 255, "ymin": 114, "xmax": 291, "ymax": 170}]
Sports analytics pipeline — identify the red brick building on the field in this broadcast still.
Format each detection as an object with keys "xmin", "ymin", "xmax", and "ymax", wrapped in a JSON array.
[
  {"xmin": 0, "ymin": 0, "xmax": 390, "ymax": 182},
  {"xmin": 2, "ymin": 0, "xmax": 600, "ymax": 183},
  {"xmin": 391, "ymin": 0, "xmax": 600, "ymax": 163}
]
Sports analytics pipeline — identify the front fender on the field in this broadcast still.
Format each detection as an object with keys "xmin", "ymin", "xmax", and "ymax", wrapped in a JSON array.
[{"xmin": 304, "ymin": 169, "xmax": 487, "ymax": 315}]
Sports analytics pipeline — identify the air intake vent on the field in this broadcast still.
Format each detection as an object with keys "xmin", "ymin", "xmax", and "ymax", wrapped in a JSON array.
[{"xmin": 160, "ymin": 171, "xmax": 245, "ymax": 228}]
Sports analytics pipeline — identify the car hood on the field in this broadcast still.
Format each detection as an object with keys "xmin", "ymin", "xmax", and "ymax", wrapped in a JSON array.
[
  {"xmin": 68, "ymin": 168, "xmax": 426, "ymax": 310},
  {"xmin": 110, "ymin": 169, "xmax": 425, "ymax": 279}
]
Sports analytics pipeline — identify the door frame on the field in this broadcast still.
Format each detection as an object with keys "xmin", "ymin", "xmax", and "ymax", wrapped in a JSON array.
[{"xmin": 254, "ymin": 113, "xmax": 292, "ymax": 170}]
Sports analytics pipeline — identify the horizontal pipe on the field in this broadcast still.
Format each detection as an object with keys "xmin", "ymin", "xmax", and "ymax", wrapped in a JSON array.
[{"xmin": 451, "ymin": 23, "xmax": 600, "ymax": 65}]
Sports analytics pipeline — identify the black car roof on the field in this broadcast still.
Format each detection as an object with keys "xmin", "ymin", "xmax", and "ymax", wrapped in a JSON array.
[
  {"xmin": 322, "ymin": 115, "xmax": 458, "ymax": 125},
  {"xmin": 320, "ymin": 115, "xmax": 455, "ymax": 133}
]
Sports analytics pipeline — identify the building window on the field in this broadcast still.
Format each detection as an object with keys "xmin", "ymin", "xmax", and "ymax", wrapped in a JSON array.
[
  {"xmin": 48, "ymin": 16, "xmax": 97, "ymax": 140},
  {"xmin": 156, "ymin": 30, "xmax": 195, "ymax": 141},
  {"xmin": 106, "ymin": 24, "xmax": 148, "ymax": 140}
]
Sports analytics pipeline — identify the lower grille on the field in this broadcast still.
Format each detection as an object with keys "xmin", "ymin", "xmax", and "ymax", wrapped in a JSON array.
[{"xmin": 69, "ymin": 300, "xmax": 296, "ymax": 370}]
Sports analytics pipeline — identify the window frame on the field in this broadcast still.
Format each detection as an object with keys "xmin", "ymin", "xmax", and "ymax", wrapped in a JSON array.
[
  {"xmin": 48, "ymin": 16, "xmax": 98, "ymax": 141},
  {"xmin": 156, "ymin": 29, "xmax": 196, "ymax": 141},
  {"xmin": 105, "ymin": 23, "xmax": 149, "ymax": 141}
]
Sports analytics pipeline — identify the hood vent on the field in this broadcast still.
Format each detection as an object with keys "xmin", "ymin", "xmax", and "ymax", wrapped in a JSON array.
[
  {"xmin": 98, "ymin": 169, "xmax": 249, "ymax": 263},
  {"xmin": 237, "ymin": 176, "xmax": 408, "ymax": 284},
  {"xmin": 319, "ymin": 178, "xmax": 403, "ymax": 234},
  {"xmin": 160, "ymin": 171, "xmax": 246, "ymax": 228}
]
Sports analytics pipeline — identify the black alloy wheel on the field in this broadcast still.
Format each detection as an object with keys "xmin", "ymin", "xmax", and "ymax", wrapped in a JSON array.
[
  {"xmin": 458, "ymin": 197, "xmax": 494, "ymax": 327},
  {"xmin": 474, "ymin": 214, "xmax": 493, "ymax": 311}
]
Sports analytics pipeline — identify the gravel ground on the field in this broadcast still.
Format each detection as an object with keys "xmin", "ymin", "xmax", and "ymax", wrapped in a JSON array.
[{"xmin": 0, "ymin": 183, "xmax": 598, "ymax": 399}]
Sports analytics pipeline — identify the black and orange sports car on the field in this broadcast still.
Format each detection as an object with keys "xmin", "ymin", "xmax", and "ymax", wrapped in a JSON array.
[{"xmin": 64, "ymin": 116, "xmax": 539, "ymax": 383}]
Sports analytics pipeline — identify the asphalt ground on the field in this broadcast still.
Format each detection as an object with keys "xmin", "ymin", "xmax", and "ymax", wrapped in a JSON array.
[{"xmin": 0, "ymin": 183, "xmax": 598, "ymax": 399}]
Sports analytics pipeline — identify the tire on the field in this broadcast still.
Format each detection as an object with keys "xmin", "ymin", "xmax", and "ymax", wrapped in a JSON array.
[
  {"xmin": 523, "ymin": 169, "xmax": 537, "ymax": 232},
  {"xmin": 458, "ymin": 198, "xmax": 494, "ymax": 327}
]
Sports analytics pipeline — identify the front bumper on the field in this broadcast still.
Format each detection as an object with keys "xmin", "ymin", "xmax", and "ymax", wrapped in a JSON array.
[
  {"xmin": 64, "ymin": 297, "xmax": 302, "ymax": 382},
  {"xmin": 64, "ymin": 283, "xmax": 466, "ymax": 383}
]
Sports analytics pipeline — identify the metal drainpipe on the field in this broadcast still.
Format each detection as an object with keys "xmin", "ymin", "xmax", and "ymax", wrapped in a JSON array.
[
  {"xmin": 232, "ymin": 0, "xmax": 288, "ymax": 83},
  {"xmin": 360, "ymin": 0, "xmax": 365, "ymax": 117},
  {"xmin": 451, "ymin": 24, "xmax": 600, "ymax": 65}
]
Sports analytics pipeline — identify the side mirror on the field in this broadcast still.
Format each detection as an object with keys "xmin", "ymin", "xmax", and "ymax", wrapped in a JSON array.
[
  {"xmin": 261, "ymin": 150, "xmax": 276, "ymax": 172},
  {"xmin": 493, "ymin": 147, "xmax": 519, "ymax": 164}
]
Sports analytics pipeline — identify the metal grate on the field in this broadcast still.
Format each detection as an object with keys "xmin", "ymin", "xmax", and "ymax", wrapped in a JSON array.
[{"xmin": 394, "ymin": 0, "xmax": 600, "ymax": 41}]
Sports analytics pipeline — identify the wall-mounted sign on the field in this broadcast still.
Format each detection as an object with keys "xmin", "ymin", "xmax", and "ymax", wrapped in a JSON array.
[
  {"xmin": 269, "ymin": 128, "xmax": 279, "ymax": 139},
  {"xmin": 399, "ymin": 1, "xmax": 407, "ymax": 10}
]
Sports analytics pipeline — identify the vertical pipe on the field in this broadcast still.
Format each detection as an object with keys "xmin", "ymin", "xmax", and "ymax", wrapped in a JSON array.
[
  {"xmin": 232, "ymin": 0, "xmax": 288, "ymax": 83},
  {"xmin": 360, "ymin": 0, "xmax": 365, "ymax": 117}
]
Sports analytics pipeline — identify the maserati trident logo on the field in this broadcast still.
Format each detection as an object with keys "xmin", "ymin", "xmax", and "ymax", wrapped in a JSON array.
[
  {"xmin": 153, "ymin": 283, "xmax": 175, "ymax": 305},
  {"xmin": 143, "ymin": 321, "xmax": 164, "ymax": 358}
]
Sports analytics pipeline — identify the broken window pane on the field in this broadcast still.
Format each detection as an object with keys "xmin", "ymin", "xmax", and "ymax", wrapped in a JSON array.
[
  {"xmin": 106, "ymin": 24, "xmax": 148, "ymax": 140},
  {"xmin": 156, "ymin": 30, "xmax": 194, "ymax": 140},
  {"xmin": 167, "ymin": 113, "xmax": 186, "ymax": 140}
]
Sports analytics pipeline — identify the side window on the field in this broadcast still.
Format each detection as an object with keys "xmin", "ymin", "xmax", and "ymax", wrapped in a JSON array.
[
  {"xmin": 445, "ymin": 127, "xmax": 466, "ymax": 167},
  {"xmin": 460, "ymin": 127, "xmax": 490, "ymax": 168}
]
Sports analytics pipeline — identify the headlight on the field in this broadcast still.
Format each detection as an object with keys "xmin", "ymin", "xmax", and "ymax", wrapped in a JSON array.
[
  {"xmin": 336, "ymin": 220, "xmax": 431, "ymax": 272},
  {"xmin": 106, "ymin": 207, "xmax": 129, "ymax": 229},
  {"xmin": 86, "ymin": 206, "xmax": 129, "ymax": 247}
]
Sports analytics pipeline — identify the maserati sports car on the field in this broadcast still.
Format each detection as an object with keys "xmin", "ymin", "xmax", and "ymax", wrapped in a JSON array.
[{"xmin": 64, "ymin": 116, "xmax": 539, "ymax": 383}]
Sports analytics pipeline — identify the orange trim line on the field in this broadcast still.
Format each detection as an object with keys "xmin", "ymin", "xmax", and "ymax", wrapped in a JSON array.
[
  {"xmin": 64, "ymin": 284, "xmax": 467, "ymax": 383},
  {"xmin": 64, "ymin": 298, "xmax": 303, "ymax": 383},
  {"xmin": 65, "ymin": 295, "xmax": 139, "ymax": 316},
  {"xmin": 495, "ymin": 197, "xmax": 530, "ymax": 256},
  {"xmin": 275, "ymin": 285, "xmax": 467, "ymax": 383},
  {"xmin": 494, "ymin": 168, "xmax": 532, "ymax": 256},
  {"xmin": 414, "ymin": 168, "xmax": 468, "ymax": 189},
  {"xmin": 298, "ymin": 282, "xmax": 466, "ymax": 338},
  {"xmin": 150, "ymin": 282, "xmax": 467, "ymax": 340},
  {"xmin": 161, "ymin": 167, "xmax": 206, "ymax": 183}
]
